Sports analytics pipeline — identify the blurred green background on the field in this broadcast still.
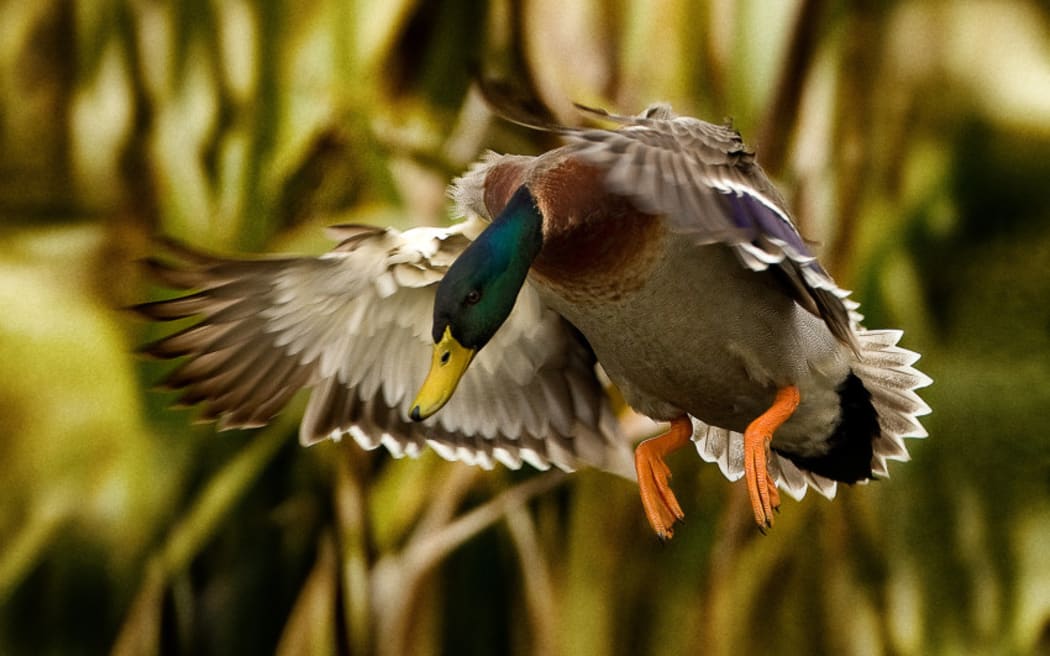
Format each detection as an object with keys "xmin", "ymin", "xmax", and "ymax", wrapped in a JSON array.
[{"xmin": 2, "ymin": 0, "xmax": 1049, "ymax": 654}]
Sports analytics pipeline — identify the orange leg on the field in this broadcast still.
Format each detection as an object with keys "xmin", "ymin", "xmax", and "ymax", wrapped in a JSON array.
[
  {"xmin": 634, "ymin": 415, "xmax": 693, "ymax": 540},
  {"xmin": 743, "ymin": 385, "xmax": 800, "ymax": 531}
]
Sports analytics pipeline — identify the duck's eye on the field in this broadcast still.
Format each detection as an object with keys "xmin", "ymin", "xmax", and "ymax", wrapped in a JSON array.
[{"xmin": 465, "ymin": 290, "xmax": 481, "ymax": 305}]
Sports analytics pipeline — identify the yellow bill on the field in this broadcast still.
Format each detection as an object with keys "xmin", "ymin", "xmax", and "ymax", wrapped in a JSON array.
[{"xmin": 410, "ymin": 326, "xmax": 476, "ymax": 421}]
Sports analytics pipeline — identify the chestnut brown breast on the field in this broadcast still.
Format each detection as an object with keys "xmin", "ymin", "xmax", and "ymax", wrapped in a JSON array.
[{"xmin": 484, "ymin": 156, "xmax": 666, "ymax": 304}]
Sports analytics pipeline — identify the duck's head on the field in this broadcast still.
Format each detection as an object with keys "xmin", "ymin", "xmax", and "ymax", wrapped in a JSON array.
[{"xmin": 410, "ymin": 185, "xmax": 543, "ymax": 421}]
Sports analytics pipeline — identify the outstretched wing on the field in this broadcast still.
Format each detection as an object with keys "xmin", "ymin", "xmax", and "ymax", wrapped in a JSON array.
[
  {"xmin": 134, "ymin": 223, "xmax": 631, "ymax": 476},
  {"xmin": 478, "ymin": 82, "xmax": 856, "ymax": 348}
]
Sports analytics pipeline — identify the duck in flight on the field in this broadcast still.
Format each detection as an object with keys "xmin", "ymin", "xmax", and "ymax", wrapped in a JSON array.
[{"xmin": 136, "ymin": 97, "xmax": 930, "ymax": 538}]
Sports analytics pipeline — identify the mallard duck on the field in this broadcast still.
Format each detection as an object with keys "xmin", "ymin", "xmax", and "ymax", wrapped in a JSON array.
[{"xmin": 136, "ymin": 99, "xmax": 930, "ymax": 539}]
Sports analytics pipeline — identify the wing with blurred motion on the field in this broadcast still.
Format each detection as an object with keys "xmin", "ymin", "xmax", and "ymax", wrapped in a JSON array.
[{"xmin": 134, "ymin": 223, "xmax": 631, "ymax": 476}]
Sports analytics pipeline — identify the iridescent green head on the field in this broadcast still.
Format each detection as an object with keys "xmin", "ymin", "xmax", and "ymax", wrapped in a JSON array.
[{"xmin": 410, "ymin": 186, "xmax": 544, "ymax": 420}]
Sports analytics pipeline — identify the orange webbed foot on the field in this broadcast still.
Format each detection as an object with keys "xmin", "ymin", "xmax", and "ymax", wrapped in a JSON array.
[
  {"xmin": 743, "ymin": 386, "xmax": 800, "ymax": 531},
  {"xmin": 634, "ymin": 416, "xmax": 693, "ymax": 540}
]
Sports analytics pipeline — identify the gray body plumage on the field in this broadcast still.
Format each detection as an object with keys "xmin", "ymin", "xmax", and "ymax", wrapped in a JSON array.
[{"xmin": 530, "ymin": 238, "xmax": 849, "ymax": 449}]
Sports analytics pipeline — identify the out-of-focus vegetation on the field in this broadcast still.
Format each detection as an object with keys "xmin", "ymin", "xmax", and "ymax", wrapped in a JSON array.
[{"xmin": 1, "ymin": 0, "xmax": 1049, "ymax": 653}]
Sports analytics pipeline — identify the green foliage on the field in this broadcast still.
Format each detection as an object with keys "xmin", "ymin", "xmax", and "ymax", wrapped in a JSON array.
[{"xmin": 2, "ymin": 0, "xmax": 1050, "ymax": 654}]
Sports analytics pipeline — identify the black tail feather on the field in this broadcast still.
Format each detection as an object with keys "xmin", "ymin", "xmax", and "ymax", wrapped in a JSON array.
[{"xmin": 774, "ymin": 372, "xmax": 879, "ymax": 483}]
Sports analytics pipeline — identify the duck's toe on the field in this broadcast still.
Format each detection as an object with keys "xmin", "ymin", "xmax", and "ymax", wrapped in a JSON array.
[
  {"xmin": 744, "ymin": 441, "xmax": 781, "ymax": 530},
  {"xmin": 743, "ymin": 386, "xmax": 799, "ymax": 531},
  {"xmin": 634, "ymin": 415, "xmax": 692, "ymax": 540}
]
